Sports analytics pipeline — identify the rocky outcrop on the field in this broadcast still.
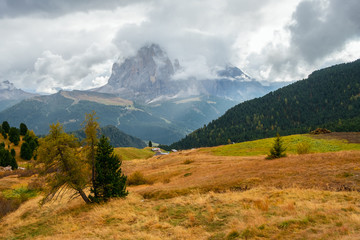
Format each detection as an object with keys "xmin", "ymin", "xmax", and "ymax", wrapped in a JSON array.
[
  {"xmin": 98, "ymin": 44, "xmax": 180, "ymax": 102},
  {"xmin": 97, "ymin": 43, "xmax": 282, "ymax": 103}
]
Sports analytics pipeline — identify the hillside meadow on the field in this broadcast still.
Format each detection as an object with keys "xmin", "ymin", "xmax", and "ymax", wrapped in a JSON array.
[{"xmin": 1, "ymin": 133, "xmax": 360, "ymax": 239}]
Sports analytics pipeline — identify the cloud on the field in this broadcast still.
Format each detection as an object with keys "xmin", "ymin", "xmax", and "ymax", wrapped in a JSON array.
[
  {"xmin": 22, "ymin": 43, "xmax": 117, "ymax": 93},
  {"xmin": 0, "ymin": 0, "xmax": 359, "ymax": 94},
  {"xmin": 246, "ymin": 0, "xmax": 360, "ymax": 82},
  {"xmin": 112, "ymin": 0, "xmax": 298, "ymax": 80},
  {"xmin": 0, "ymin": 0, "xmax": 145, "ymax": 18}
]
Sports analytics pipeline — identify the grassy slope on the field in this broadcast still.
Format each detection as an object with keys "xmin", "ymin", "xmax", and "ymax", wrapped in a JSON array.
[
  {"xmin": 1, "ymin": 133, "xmax": 360, "ymax": 239},
  {"xmin": 204, "ymin": 134, "xmax": 360, "ymax": 156},
  {"xmin": 114, "ymin": 147, "xmax": 155, "ymax": 160}
]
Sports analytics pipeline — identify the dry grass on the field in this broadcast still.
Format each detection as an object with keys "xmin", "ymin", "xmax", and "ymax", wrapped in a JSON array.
[
  {"xmin": 1, "ymin": 188, "xmax": 360, "ymax": 240},
  {"xmin": 1, "ymin": 133, "xmax": 360, "ymax": 239},
  {"xmin": 122, "ymin": 150, "xmax": 360, "ymax": 199}
]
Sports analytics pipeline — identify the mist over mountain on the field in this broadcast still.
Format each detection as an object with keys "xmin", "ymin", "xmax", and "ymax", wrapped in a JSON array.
[
  {"xmin": 96, "ymin": 44, "xmax": 279, "ymax": 103},
  {"xmin": 0, "ymin": 43, "xmax": 286, "ymax": 144},
  {"xmin": 0, "ymin": 80, "xmax": 37, "ymax": 111},
  {"xmin": 169, "ymin": 59, "xmax": 360, "ymax": 149}
]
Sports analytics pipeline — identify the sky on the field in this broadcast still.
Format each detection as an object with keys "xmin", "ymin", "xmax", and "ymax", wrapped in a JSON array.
[{"xmin": 0, "ymin": 0, "xmax": 359, "ymax": 94}]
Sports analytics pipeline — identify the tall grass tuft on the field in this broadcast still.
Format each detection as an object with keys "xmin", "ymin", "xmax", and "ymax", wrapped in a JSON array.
[
  {"xmin": 297, "ymin": 142, "xmax": 311, "ymax": 154},
  {"xmin": 127, "ymin": 171, "xmax": 153, "ymax": 186}
]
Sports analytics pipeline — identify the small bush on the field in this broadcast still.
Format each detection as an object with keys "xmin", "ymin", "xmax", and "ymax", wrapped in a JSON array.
[
  {"xmin": 0, "ymin": 195, "xmax": 21, "ymax": 219},
  {"xmin": 226, "ymin": 230, "xmax": 240, "ymax": 240},
  {"xmin": 183, "ymin": 159, "xmax": 194, "ymax": 164},
  {"xmin": 127, "ymin": 171, "xmax": 152, "ymax": 186},
  {"xmin": 297, "ymin": 142, "xmax": 311, "ymax": 154},
  {"xmin": 28, "ymin": 178, "xmax": 45, "ymax": 191}
]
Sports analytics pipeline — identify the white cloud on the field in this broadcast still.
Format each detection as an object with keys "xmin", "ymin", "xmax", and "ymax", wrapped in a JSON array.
[{"xmin": 0, "ymin": 0, "xmax": 359, "ymax": 93}]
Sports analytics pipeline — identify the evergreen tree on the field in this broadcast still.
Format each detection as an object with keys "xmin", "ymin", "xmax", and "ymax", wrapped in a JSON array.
[
  {"xmin": 2, "ymin": 121, "xmax": 10, "ymax": 134},
  {"xmin": 10, "ymin": 149, "xmax": 15, "ymax": 158},
  {"xmin": 9, "ymin": 127, "xmax": 20, "ymax": 145},
  {"xmin": 19, "ymin": 123, "xmax": 28, "ymax": 136},
  {"xmin": 1, "ymin": 129, "xmax": 7, "ymax": 139},
  {"xmin": 148, "ymin": 140, "xmax": 152, "ymax": 147},
  {"xmin": 266, "ymin": 133, "xmax": 286, "ymax": 159},
  {"xmin": 37, "ymin": 123, "xmax": 91, "ymax": 204},
  {"xmin": 20, "ymin": 142, "xmax": 32, "ymax": 160},
  {"xmin": 90, "ymin": 135, "xmax": 128, "ymax": 203},
  {"xmin": 0, "ymin": 145, "xmax": 17, "ymax": 170}
]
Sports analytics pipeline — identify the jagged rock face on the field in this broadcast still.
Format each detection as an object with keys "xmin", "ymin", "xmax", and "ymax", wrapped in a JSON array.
[
  {"xmin": 98, "ymin": 43, "xmax": 281, "ymax": 103},
  {"xmin": 104, "ymin": 44, "xmax": 178, "ymax": 101}
]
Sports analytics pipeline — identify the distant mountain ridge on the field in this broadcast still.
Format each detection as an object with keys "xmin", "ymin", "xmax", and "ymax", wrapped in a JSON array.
[
  {"xmin": 0, "ymin": 80, "xmax": 37, "ymax": 111},
  {"xmin": 72, "ymin": 125, "xmax": 146, "ymax": 149},
  {"xmin": 96, "ymin": 43, "xmax": 278, "ymax": 103},
  {"xmin": 169, "ymin": 59, "xmax": 360, "ymax": 149},
  {"xmin": 0, "ymin": 44, "xmax": 286, "ymax": 144}
]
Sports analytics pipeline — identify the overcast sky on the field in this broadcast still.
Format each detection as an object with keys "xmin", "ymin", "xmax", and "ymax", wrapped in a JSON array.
[{"xmin": 0, "ymin": 0, "xmax": 359, "ymax": 94}]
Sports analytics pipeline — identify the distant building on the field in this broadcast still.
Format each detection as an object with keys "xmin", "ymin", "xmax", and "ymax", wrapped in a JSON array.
[{"xmin": 151, "ymin": 148, "xmax": 161, "ymax": 152}]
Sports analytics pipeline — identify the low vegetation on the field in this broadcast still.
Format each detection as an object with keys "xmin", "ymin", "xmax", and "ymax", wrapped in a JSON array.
[
  {"xmin": 203, "ymin": 134, "xmax": 360, "ymax": 156},
  {"xmin": 114, "ymin": 147, "xmax": 155, "ymax": 160},
  {"xmin": 1, "ymin": 132, "xmax": 360, "ymax": 239}
]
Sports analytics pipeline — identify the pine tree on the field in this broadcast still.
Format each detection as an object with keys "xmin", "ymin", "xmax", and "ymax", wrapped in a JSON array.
[
  {"xmin": 90, "ymin": 135, "xmax": 128, "ymax": 203},
  {"xmin": 19, "ymin": 123, "xmax": 28, "ymax": 136},
  {"xmin": 37, "ymin": 123, "xmax": 91, "ymax": 204},
  {"xmin": 9, "ymin": 127, "xmax": 20, "ymax": 145},
  {"xmin": 20, "ymin": 142, "xmax": 32, "ymax": 160},
  {"xmin": 266, "ymin": 133, "xmax": 287, "ymax": 159},
  {"xmin": 2, "ymin": 121, "xmax": 10, "ymax": 134},
  {"xmin": 148, "ymin": 140, "xmax": 152, "ymax": 147}
]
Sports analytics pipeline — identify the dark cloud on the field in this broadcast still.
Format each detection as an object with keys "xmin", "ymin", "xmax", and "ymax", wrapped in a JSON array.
[
  {"xmin": 289, "ymin": 0, "xmax": 360, "ymax": 63},
  {"xmin": 0, "ymin": 0, "xmax": 142, "ymax": 18},
  {"xmin": 248, "ymin": 0, "xmax": 360, "ymax": 82}
]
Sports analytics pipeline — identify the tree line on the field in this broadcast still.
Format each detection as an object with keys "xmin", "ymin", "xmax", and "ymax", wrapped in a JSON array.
[
  {"xmin": 166, "ymin": 59, "xmax": 360, "ymax": 149},
  {"xmin": 0, "ymin": 121, "xmax": 38, "ymax": 169}
]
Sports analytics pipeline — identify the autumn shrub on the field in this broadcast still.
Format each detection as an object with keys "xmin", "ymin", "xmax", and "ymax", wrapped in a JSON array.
[
  {"xmin": 0, "ymin": 194, "xmax": 21, "ymax": 219},
  {"xmin": 297, "ymin": 142, "xmax": 311, "ymax": 154},
  {"xmin": 127, "ymin": 171, "xmax": 152, "ymax": 186}
]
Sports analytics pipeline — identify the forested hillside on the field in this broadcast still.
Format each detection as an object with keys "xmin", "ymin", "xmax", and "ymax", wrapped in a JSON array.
[
  {"xmin": 169, "ymin": 59, "xmax": 360, "ymax": 149},
  {"xmin": 72, "ymin": 125, "xmax": 146, "ymax": 149}
]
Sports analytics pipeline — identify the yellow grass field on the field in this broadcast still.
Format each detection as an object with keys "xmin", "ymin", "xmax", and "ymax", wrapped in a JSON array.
[{"xmin": 1, "ymin": 133, "xmax": 360, "ymax": 239}]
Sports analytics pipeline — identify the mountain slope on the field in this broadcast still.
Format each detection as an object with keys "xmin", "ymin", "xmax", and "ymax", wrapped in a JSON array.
[
  {"xmin": 0, "ymin": 80, "xmax": 37, "ymax": 111},
  {"xmin": 169, "ymin": 59, "xmax": 360, "ymax": 149},
  {"xmin": 72, "ymin": 125, "xmax": 146, "ymax": 148},
  {"xmin": 0, "ymin": 90, "xmax": 186, "ymax": 144}
]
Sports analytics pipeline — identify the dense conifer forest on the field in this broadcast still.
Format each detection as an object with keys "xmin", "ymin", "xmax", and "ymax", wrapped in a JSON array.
[{"xmin": 168, "ymin": 59, "xmax": 360, "ymax": 149}]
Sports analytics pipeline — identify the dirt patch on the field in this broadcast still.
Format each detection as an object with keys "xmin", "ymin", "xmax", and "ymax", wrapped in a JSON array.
[{"xmin": 310, "ymin": 132, "xmax": 360, "ymax": 143}]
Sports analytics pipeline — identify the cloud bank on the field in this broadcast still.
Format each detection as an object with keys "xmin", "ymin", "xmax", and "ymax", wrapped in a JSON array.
[{"xmin": 0, "ymin": 0, "xmax": 359, "ymax": 93}]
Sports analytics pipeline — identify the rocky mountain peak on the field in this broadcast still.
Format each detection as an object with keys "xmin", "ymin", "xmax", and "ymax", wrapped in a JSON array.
[{"xmin": 97, "ymin": 43, "xmax": 180, "ymax": 102}]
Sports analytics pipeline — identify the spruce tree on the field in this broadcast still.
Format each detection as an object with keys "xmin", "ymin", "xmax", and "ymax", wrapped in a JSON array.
[
  {"xmin": 266, "ymin": 133, "xmax": 286, "ymax": 159},
  {"xmin": 2, "ymin": 121, "xmax": 10, "ymax": 134},
  {"xmin": 9, "ymin": 127, "xmax": 20, "ymax": 145},
  {"xmin": 90, "ymin": 135, "xmax": 128, "ymax": 202},
  {"xmin": 20, "ymin": 142, "xmax": 32, "ymax": 160},
  {"xmin": 19, "ymin": 123, "xmax": 28, "ymax": 136},
  {"xmin": 148, "ymin": 140, "xmax": 152, "ymax": 147}
]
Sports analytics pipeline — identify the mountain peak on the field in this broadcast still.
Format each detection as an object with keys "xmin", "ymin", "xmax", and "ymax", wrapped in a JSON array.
[{"xmin": 99, "ymin": 43, "xmax": 177, "ymax": 101}]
